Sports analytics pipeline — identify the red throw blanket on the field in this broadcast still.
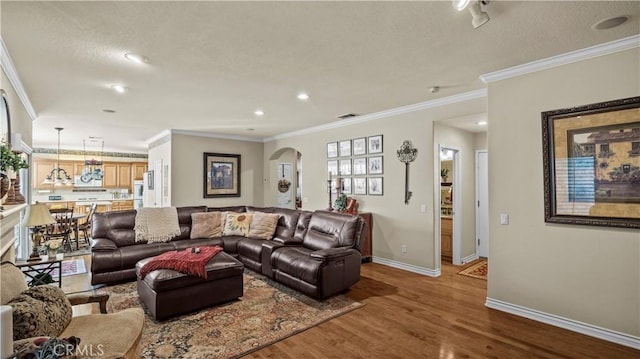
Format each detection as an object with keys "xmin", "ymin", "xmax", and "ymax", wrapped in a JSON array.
[{"xmin": 139, "ymin": 246, "xmax": 223, "ymax": 279}]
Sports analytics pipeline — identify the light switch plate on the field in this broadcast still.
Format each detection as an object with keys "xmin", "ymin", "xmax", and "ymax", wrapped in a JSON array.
[{"xmin": 500, "ymin": 213, "xmax": 509, "ymax": 225}]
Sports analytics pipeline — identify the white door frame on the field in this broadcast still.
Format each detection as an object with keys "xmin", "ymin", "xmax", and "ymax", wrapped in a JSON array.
[
  {"xmin": 475, "ymin": 150, "xmax": 489, "ymax": 258},
  {"xmin": 437, "ymin": 144, "xmax": 463, "ymax": 266}
]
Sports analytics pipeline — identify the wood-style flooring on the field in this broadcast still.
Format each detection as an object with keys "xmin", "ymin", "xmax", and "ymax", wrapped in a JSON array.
[{"xmin": 64, "ymin": 256, "xmax": 639, "ymax": 358}]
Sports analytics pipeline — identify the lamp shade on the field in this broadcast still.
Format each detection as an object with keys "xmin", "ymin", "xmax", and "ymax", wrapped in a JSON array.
[{"xmin": 24, "ymin": 203, "xmax": 56, "ymax": 227}]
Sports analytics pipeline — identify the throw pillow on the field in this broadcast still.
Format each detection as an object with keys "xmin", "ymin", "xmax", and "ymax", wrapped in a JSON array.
[
  {"xmin": 190, "ymin": 212, "xmax": 223, "ymax": 239},
  {"xmin": 8, "ymin": 286, "xmax": 72, "ymax": 340},
  {"xmin": 222, "ymin": 212, "xmax": 253, "ymax": 237},
  {"xmin": 248, "ymin": 212, "xmax": 280, "ymax": 240}
]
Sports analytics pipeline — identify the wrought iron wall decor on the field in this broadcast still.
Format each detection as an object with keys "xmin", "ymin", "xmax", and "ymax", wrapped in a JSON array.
[{"xmin": 397, "ymin": 140, "xmax": 418, "ymax": 204}]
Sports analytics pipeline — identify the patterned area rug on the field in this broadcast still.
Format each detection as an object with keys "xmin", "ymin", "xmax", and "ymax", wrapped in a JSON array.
[
  {"xmin": 97, "ymin": 270, "xmax": 364, "ymax": 358},
  {"xmin": 54, "ymin": 259, "xmax": 87, "ymax": 277},
  {"xmin": 458, "ymin": 260, "xmax": 488, "ymax": 280}
]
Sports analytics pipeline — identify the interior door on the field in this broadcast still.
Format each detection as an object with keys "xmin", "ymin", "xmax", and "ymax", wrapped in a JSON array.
[{"xmin": 476, "ymin": 150, "xmax": 489, "ymax": 258}]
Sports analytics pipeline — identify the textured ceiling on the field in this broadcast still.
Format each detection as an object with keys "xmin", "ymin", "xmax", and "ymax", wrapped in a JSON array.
[{"xmin": 1, "ymin": 1, "xmax": 639, "ymax": 152}]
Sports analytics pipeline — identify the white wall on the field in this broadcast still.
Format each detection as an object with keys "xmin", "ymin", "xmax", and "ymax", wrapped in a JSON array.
[
  {"xmin": 146, "ymin": 137, "xmax": 171, "ymax": 207},
  {"xmin": 264, "ymin": 110, "xmax": 441, "ymax": 271},
  {"xmin": 487, "ymin": 48, "xmax": 640, "ymax": 337},
  {"xmin": 170, "ymin": 134, "xmax": 264, "ymax": 207}
]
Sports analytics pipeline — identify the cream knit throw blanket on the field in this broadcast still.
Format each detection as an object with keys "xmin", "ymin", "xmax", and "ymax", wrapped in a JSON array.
[{"xmin": 134, "ymin": 207, "xmax": 182, "ymax": 243}]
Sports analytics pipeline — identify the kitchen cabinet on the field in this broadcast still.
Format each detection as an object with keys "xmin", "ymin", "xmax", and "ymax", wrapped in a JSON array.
[
  {"xmin": 111, "ymin": 200, "xmax": 134, "ymax": 211},
  {"xmin": 102, "ymin": 163, "xmax": 132, "ymax": 188},
  {"xmin": 33, "ymin": 160, "xmax": 75, "ymax": 189},
  {"xmin": 132, "ymin": 163, "xmax": 147, "ymax": 181},
  {"xmin": 441, "ymin": 217, "xmax": 453, "ymax": 261}
]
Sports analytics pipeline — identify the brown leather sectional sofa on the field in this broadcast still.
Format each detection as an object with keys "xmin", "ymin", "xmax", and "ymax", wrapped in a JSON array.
[{"xmin": 91, "ymin": 205, "xmax": 365, "ymax": 299}]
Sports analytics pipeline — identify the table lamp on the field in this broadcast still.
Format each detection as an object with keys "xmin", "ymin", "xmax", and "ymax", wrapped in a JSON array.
[{"xmin": 23, "ymin": 203, "xmax": 56, "ymax": 261}]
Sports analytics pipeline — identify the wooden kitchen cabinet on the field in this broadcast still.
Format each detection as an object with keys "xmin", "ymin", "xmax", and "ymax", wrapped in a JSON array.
[
  {"xmin": 111, "ymin": 200, "xmax": 134, "ymax": 211},
  {"xmin": 117, "ymin": 164, "xmax": 132, "ymax": 188},
  {"xmin": 33, "ymin": 160, "xmax": 75, "ymax": 188},
  {"xmin": 132, "ymin": 163, "xmax": 147, "ymax": 181},
  {"xmin": 102, "ymin": 163, "xmax": 132, "ymax": 188},
  {"xmin": 441, "ymin": 217, "xmax": 453, "ymax": 261}
]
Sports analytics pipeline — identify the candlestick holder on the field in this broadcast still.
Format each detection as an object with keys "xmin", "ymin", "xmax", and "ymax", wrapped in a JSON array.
[{"xmin": 326, "ymin": 179, "xmax": 333, "ymax": 211}]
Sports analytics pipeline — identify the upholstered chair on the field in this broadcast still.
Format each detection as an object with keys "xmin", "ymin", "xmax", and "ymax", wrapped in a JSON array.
[{"xmin": 0, "ymin": 262, "xmax": 144, "ymax": 358}]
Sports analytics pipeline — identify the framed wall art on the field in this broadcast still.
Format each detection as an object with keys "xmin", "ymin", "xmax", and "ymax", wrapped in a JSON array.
[
  {"xmin": 341, "ymin": 177, "xmax": 352, "ymax": 194},
  {"xmin": 339, "ymin": 140, "xmax": 351, "ymax": 157},
  {"xmin": 327, "ymin": 142, "xmax": 338, "ymax": 158},
  {"xmin": 367, "ymin": 135, "xmax": 383, "ymax": 154},
  {"xmin": 368, "ymin": 177, "xmax": 383, "ymax": 196},
  {"xmin": 327, "ymin": 160, "xmax": 338, "ymax": 178},
  {"xmin": 368, "ymin": 156, "xmax": 383, "ymax": 175},
  {"xmin": 339, "ymin": 159, "xmax": 352, "ymax": 176},
  {"xmin": 352, "ymin": 137, "xmax": 366, "ymax": 156},
  {"xmin": 353, "ymin": 178, "xmax": 367, "ymax": 195},
  {"xmin": 541, "ymin": 96, "xmax": 640, "ymax": 228},
  {"xmin": 353, "ymin": 157, "xmax": 367, "ymax": 175},
  {"xmin": 203, "ymin": 152, "xmax": 241, "ymax": 198}
]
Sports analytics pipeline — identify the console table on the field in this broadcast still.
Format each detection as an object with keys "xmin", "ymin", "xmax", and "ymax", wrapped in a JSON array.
[
  {"xmin": 359, "ymin": 212, "xmax": 373, "ymax": 263},
  {"xmin": 15, "ymin": 258, "xmax": 63, "ymax": 287}
]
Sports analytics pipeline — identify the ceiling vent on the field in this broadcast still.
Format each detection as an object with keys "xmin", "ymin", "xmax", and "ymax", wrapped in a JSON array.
[{"xmin": 337, "ymin": 113, "xmax": 360, "ymax": 119}]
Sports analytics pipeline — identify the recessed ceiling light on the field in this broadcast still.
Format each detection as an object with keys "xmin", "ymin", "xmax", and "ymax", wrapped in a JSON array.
[
  {"xmin": 247, "ymin": 128, "xmax": 255, "ymax": 131},
  {"xmin": 476, "ymin": 121, "xmax": 488, "ymax": 125},
  {"xmin": 592, "ymin": 16, "xmax": 628, "ymax": 30},
  {"xmin": 124, "ymin": 52, "xmax": 149, "ymax": 64},
  {"xmin": 111, "ymin": 85, "xmax": 128, "ymax": 93},
  {"xmin": 254, "ymin": 110, "xmax": 264, "ymax": 116},
  {"xmin": 102, "ymin": 109, "xmax": 116, "ymax": 113},
  {"xmin": 297, "ymin": 93, "xmax": 310, "ymax": 100}
]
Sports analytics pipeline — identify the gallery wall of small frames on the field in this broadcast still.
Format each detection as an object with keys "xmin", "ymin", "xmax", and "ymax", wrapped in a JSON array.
[{"xmin": 327, "ymin": 135, "xmax": 383, "ymax": 196}]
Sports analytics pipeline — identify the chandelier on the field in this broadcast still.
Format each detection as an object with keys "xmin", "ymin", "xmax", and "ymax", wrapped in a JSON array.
[
  {"xmin": 80, "ymin": 138, "xmax": 104, "ymax": 182},
  {"xmin": 42, "ymin": 127, "xmax": 72, "ymax": 185}
]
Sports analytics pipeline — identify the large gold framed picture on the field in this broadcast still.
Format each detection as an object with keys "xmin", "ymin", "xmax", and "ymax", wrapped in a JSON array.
[
  {"xmin": 203, "ymin": 152, "xmax": 241, "ymax": 198},
  {"xmin": 541, "ymin": 96, "xmax": 640, "ymax": 228}
]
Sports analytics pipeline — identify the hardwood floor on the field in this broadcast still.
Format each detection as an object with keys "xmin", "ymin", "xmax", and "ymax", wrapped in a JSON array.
[
  {"xmin": 64, "ymin": 257, "xmax": 639, "ymax": 358},
  {"xmin": 248, "ymin": 261, "xmax": 638, "ymax": 359}
]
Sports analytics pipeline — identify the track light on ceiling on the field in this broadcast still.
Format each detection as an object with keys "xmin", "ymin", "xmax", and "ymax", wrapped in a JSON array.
[{"xmin": 453, "ymin": 0, "xmax": 490, "ymax": 29}]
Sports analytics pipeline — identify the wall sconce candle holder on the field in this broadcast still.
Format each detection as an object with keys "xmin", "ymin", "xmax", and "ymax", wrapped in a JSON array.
[{"xmin": 397, "ymin": 140, "xmax": 418, "ymax": 204}]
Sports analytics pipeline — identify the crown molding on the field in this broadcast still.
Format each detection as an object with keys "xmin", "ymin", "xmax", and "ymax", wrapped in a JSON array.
[
  {"xmin": 486, "ymin": 297, "xmax": 640, "ymax": 350},
  {"xmin": 264, "ymin": 89, "xmax": 487, "ymax": 142},
  {"xmin": 480, "ymin": 35, "xmax": 640, "ymax": 83},
  {"xmin": 171, "ymin": 129, "xmax": 263, "ymax": 143},
  {"xmin": 0, "ymin": 37, "xmax": 38, "ymax": 121}
]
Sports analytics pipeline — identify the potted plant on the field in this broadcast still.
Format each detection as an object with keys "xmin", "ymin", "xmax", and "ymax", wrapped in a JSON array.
[
  {"xmin": 1, "ymin": 143, "xmax": 29, "ymax": 205},
  {"xmin": 334, "ymin": 193, "xmax": 347, "ymax": 212}
]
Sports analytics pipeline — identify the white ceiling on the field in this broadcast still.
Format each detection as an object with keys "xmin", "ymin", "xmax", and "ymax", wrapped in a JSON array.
[{"xmin": 2, "ymin": 1, "xmax": 639, "ymax": 153}]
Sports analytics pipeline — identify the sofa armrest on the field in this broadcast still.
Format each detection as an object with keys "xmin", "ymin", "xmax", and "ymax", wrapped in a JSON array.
[
  {"xmin": 261, "ymin": 241, "xmax": 285, "ymax": 278},
  {"xmin": 67, "ymin": 292, "xmax": 110, "ymax": 314},
  {"xmin": 310, "ymin": 247, "xmax": 355, "ymax": 261},
  {"xmin": 91, "ymin": 237, "xmax": 118, "ymax": 252},
  {"xmin": 273, "ymin": 236, "xmax": 303, "ymax": 245}
]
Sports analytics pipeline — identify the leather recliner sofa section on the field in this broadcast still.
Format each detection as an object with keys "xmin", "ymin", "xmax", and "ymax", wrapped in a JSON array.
[{"xmin": 90, "ymin": 206, "xmax": 365, "ymax": 299}]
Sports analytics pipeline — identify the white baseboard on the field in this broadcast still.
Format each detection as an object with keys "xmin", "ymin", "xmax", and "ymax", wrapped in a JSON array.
[
  {"xmin": 486, "ymin": 297, "xmax": 640, "ymax": 350},
  {"xmin": 461, "ymin": 253, "xmax": 479, "ymax": 264},
  {"xmin": 372, "ymin": 256, "xmax": 440, "ymax": 277}
]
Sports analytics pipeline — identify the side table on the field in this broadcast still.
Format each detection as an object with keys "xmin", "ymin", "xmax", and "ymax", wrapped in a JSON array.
[{"xmin": 15, "ymin": 258, "xmax": 62, "ymax": 287}]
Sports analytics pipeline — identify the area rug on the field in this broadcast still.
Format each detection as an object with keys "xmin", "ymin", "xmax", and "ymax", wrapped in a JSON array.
[
  {"xmin": 97, "ymin": 270, "xmax": 364, "ymax": 358},
  {"xmin": 458, "ymin": 260, "xmax": 488, "ymax": 280},
  {"xmin": 52, "ymin": 259, "xmax": 87, "ymax": 277}
]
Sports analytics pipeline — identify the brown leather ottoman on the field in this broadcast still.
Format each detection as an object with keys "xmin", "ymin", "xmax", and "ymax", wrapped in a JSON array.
[{"xmin": 135, "ymin": 251, "xmax": 244, "ymax": 321}]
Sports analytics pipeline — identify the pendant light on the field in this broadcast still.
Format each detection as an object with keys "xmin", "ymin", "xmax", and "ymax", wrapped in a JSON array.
[{"xmin": 42, "ymin": 127, "xmax": 72, "ymax": 186}]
